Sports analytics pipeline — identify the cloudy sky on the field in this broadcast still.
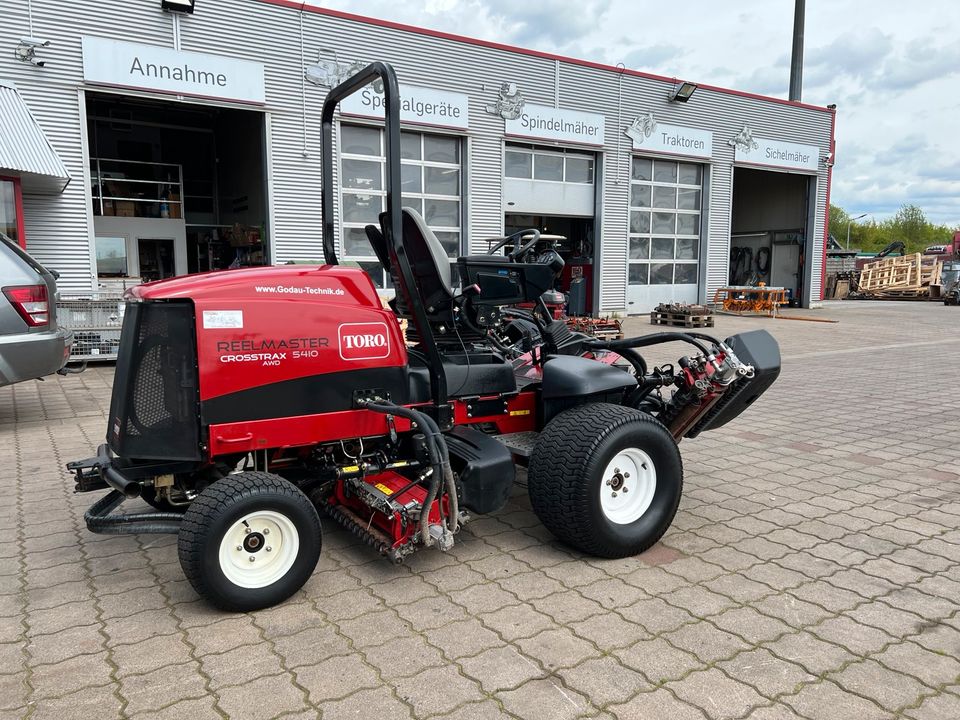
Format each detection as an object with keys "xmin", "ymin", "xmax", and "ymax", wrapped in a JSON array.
[{"xmin": 313, "ymin": 0, "xmax": 960, "ymax": 227}]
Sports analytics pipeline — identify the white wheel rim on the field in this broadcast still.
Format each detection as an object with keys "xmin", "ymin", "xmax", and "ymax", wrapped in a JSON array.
[
  {"xmin": 599, "ymin": 447, "xmax": 657, "ymax": 525},
  {"xmin": 218, "ymin": 510, "xmax": 300, "ymax": 589}
]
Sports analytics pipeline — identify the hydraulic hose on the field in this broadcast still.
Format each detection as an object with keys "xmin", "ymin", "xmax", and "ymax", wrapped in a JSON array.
[
  {"xmin": 84, "ymin": 490, "xmax": 182, "ymax": 535},
  {"xmin": 363, "ymin": 401, "xmax": 458, "ymax": 545},
  {"xmin": 612, "ymin": 347, "xmax": 648, "ymax": 377},
  {"xmin": 414, "ymin": 411, "xmax": 459, "ymax": 536},
  {"xmin": 585, "ymin": 331, "xmax": 712, "ymax": 357}
]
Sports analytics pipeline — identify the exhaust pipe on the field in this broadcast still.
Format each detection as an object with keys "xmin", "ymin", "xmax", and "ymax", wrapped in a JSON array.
[{"xmin": 103, "ymin": 464, "xmax": 141, "ymax": 498}]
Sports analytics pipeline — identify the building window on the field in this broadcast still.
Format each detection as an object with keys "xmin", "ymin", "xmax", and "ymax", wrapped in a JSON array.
[
  {"xmin": 95, "ymin": 237, "xmax": 128, "ymax": 276},
  {"xmin": 340, "ymin": 125, "xmax": 462, "ymax": 289},
  {"xmin": 504, "ymin": 144, "xmax": 595, "ymax": 184},
  {"xmin": 628, "ymin": 158, "xmax": 702, "ymax": 286},
  {"xmin": 0, "ymin": 178, "xmax": 23, "ymax": 248}
]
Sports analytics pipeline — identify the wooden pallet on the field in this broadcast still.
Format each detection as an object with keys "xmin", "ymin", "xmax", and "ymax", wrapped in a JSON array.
[
  {"xmin": 650, "ymin": 311, "xmax": 715, "ymax": 327},
  {"xmin": 859, "ymin": 254, "xmax": 942, "ymax": 296}
]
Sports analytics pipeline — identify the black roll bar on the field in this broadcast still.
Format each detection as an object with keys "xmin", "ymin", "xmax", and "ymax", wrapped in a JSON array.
[{"xmin": 320, "ymin": 62, "xmax": 449, "ymax": 414}]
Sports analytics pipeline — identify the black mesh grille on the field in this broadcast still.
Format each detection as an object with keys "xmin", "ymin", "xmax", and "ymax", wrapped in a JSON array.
[{"xmin": 108, "ymin": 302, "xmax": 200, "ymax": 461}]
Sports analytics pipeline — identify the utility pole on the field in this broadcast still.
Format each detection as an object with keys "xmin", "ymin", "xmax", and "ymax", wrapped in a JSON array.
[{"xmin": 789, "ymin": 0, "xmax": 805, "ymax": 101}]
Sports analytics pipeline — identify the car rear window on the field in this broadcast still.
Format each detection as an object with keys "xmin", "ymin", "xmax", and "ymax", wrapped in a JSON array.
[{"xmin": 0, "ymin": 232, "xmax": 48, "ymax": 276}]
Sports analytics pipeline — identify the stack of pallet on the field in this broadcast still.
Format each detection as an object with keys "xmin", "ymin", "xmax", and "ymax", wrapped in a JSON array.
[
  {"xmin": 567, "ymin": 316, "xmax": 624, "ymax": 340},
  {"xmin": 650, "ymin": 303, "xmax": 715, "ymax": 327},
  {"xmin": 858, "ymin": 254, "xmax": 942, "ymax": 299}
]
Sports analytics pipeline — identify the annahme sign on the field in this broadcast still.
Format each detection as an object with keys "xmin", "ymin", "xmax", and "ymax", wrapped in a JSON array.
[
  {"xmin": 340, "ymin": 84, "xmax": 469, "ymax": 130},
  {"xmin": 81, "ymin": 37, "xmax": 266, "ymax": 104},
  {"xmin": 505, "ymin": 103, "xmax": 605, "ymax": 146}
]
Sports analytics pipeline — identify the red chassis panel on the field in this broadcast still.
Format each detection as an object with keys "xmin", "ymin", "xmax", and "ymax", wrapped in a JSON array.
[
  {"xmin": 208, "ymin": 391, "xmax": 539, "ymax": 457},
  {"xmin": 130, "ymin": 265, "xmax": 407, "ymax": 401}
]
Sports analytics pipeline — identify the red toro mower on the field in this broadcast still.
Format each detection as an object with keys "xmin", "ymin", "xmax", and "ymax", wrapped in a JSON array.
[{"xmin": 68, "ymin": 63, "xmax": 780, "ymax": 611}]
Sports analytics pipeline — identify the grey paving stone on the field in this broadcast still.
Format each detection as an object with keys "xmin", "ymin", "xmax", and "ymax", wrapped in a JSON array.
[
  {"xmin": 392, "ymin": 665, "xmax": 484, "ymax": 716},
  {"xmin": 557, "ymin": 655, "xmax": 651, "ymax": 707},
  {"xmin": 614, "ymin": 636, "xmax": 705, "ymax": 684},
  {"xmin": 667, "ymin": 667, "xmax": 767, "ymax": 720},
  {"xmin": 497, "ymin": 678, "xmax": 592, "ymax": 720},
  {"xmin": 6, "ymin": 307, "xmax": 960, "ymax": 720},
  {"xmin": 608, "ymin": 687, "xmax": 709, "ymax": 720},
  {"xmin": 764, "ymin": 631, "xmax": 856, "ymax": 677},
  {"xmin": 718, "ymin": 647, "xmax": 815, "ymax": 699},
  {"xmin": 215, "ymin": 672, "xmax": 308, "ymax": 720},
  {"xmin": 827, "ymin": 657, "xmax": 927, "ymax": 712},
  {"xmin": 782, "ymin": 679, "xmax": 894, "ymax": 720},
  {"xmin": 515, "ymin": 627, "xmax": 601, "ymax": 671},
  {"xmin": 664, "ymin": 621, "xmax": 752, "ymax": 665},
  {"xmin": 903, "ymin": 690, "xmax": 960, "ymax": 720}
]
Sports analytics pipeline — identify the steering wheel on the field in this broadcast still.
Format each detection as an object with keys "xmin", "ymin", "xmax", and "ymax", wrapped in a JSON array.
[{"xmin": 487, "ymin": 228, "xmax": 541, "ymax": 262}]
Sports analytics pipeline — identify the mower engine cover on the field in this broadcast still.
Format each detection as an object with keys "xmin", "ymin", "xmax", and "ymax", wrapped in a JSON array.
[{"xmin": 113, "ymin": 265, "xmax": 408, "ymax": 459}]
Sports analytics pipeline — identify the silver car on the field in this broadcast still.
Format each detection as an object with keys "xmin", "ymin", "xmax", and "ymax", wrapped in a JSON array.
[{"xmin": 0, "ymin": 233, "xmax": 73, "ymax": 386}]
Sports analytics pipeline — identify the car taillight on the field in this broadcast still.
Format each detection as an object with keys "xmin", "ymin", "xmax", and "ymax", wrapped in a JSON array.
[{"xmin": 3, "ymin": 284, "xmax": 50, "ymax": 327}]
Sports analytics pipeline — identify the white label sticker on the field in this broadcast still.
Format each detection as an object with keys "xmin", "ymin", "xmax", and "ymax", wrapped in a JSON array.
[{"xmin": 203, "ymin": 310, "xmax": 243, "ymax": 329}]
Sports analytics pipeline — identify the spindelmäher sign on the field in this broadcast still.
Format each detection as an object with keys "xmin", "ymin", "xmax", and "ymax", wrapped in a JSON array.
[
  {"xmin": 505, "ymin": 103, "xmax": 605, "ymax": 146},
  {"xmin": 735, "ymin": 136, "xmax": 820, "ymax": 172},
  {"xmin": 340, "ymin": 84, "xmax": 469, "ymax": 130},
  {"xmin": 81, "ymin": 37, "xmax": 266, "ymax": 104}
]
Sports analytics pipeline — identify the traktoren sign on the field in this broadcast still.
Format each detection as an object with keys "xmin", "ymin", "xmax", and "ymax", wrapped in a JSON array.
[{"xmin": 81, "ymin": 37, "xmax": 266, "ymax": 104}]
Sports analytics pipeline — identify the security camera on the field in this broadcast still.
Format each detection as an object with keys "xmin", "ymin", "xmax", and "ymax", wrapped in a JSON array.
[{"xmin": 15, "ymin": 38, "xmax": 51, "ymax": 67}]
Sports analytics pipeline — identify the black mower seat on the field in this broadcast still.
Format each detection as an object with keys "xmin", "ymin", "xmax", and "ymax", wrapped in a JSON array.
[
  {"xmin": 379, "ymin": 208, "xmax": 455, "ymax": 320},
  {"xmin": 408, "ymin": 353, "xmax": 517, "ymax": 401}
]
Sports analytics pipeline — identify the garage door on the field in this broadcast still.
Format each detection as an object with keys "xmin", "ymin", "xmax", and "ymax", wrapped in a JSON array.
[
  {"xmin": 339, "ymin": 124, "xmax": 462, "ymax": 289},
  {"xmin": 627, "ymin": 157, "xmax": 702, "ymax": 313},
  {"xmin": 503, "ymin": 144, "xmax": 595, "ymax": 216}
]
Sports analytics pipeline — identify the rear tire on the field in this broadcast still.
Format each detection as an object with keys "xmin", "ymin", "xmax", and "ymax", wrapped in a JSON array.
[
  {"xmin": 527, "ymin": 403, "xmax": 682, "ymax": 558},
  {"xmin": 177, "ymin": 471, "xmax": 321, "ymax": 611}
]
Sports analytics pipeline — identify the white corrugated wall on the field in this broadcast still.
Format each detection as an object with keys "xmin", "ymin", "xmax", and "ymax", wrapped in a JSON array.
[{"xmin": 3, "ymin": 0, "xmax": 832, "ymax": 305}]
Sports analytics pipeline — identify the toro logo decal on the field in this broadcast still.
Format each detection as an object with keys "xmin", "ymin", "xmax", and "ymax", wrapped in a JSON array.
[{"xmin": 338, "ymin": 322, "xmax": 390, "ymax": 361}]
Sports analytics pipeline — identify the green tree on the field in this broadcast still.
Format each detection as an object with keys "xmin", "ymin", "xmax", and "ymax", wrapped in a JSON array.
[
  {"xmin": 830, "ymin": 203, "xmax": 956, "ymax": 254},
  {"xmin": 891, "ymin": 204, "xmax": 927, "ymax": 246},
  {"xmin": 828, "ymin": 204, "xmax": 851, "ymax": 242}
]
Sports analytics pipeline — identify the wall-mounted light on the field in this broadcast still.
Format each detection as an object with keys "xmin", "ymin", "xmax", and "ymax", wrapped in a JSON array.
[
  {"xmin": 15, "ymin": 37, "xmax": 50, "ymax": 67},
  {"xmin": 669, "ymin": 81, "xmax": 697, "ymax": 103},
  {"xmin": 161, "ymin": 0, "xmax": 195, "ymax": 13}
]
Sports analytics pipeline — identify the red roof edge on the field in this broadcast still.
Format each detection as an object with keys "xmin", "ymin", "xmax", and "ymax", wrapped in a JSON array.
[{"xmin": 258, "ymin": 0, "xmax": 833, "ymax": 114}]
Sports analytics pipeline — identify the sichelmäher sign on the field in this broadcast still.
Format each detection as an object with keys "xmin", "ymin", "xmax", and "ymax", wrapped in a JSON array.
[
  {"xmin": 340, "ymin": 84, "xmax": 469, "ymax": 130},
  {"xmin": 506, "ymin": 103, "xmax": 605, "ymax": 146},
  {"xmin": 81, "ymin": 37, "xmax": 266, "ymax": 104},
  {"xmin": 735, "ymin": 136, "xmax": 820, "ymax": 172}
]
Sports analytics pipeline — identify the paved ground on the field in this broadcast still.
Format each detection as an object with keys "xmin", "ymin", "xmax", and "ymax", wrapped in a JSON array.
[{"xmin": 2, "ymin": 300, "xmax": 960, "ymax": 720}]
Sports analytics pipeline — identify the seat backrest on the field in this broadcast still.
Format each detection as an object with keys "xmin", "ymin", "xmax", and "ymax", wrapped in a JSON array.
[
  {"xmin": 379, "ymin": 207, "xmax": 454, "ymax": 319},
  {"xmin": 364, "ymin": 224, "xmax": 392, "ymax": 272}
]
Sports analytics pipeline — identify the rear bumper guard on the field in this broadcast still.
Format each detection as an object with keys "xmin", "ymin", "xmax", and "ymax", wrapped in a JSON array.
[{"xmin": 68, "ymin": 444, "xmax": 182, "ymax": 535}]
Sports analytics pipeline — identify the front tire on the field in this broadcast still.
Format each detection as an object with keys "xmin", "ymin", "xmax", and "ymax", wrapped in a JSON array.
[
  {"xmin": 177, "ymin": 471, "xmax": 321, "ymax": 611},
  {"xmin": 527, "ymin": 403, "xmax": 682, "ymax": 558}
]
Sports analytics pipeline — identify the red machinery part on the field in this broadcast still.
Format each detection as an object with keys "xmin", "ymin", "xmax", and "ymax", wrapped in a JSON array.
[{"xmin": 331, "ymin": 469, "xmax": 449, "ymax": 552}]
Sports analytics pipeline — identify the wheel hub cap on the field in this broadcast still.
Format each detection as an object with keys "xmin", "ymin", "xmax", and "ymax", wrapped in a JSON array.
[
  {"xmin": 218, "ymin": 511, "xmax": 300, "ymax": 589},
  {"xmin": 600, "ymin": 448, "xmax": 657, "ymax": 525}
]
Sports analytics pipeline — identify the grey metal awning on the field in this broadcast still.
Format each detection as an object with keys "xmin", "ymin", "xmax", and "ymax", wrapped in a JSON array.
[{"xmin": 0, "ymin": 79, "xmax": 71, "ymax": 194}]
